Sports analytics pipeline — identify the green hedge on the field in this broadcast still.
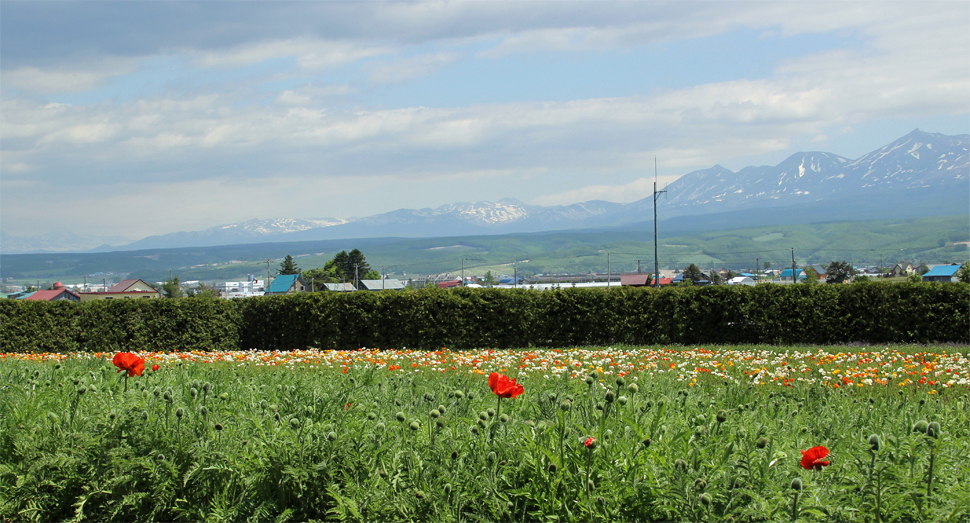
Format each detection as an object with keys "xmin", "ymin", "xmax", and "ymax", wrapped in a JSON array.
[{"xmin": 2, "ymin": 282, "xmax": 967, "ymax": 353}]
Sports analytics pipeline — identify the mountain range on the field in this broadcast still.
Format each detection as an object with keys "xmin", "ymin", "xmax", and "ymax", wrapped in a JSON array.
[{"xmin": 3, "ymin": 129, "xmax": 967, "ymax": 254}]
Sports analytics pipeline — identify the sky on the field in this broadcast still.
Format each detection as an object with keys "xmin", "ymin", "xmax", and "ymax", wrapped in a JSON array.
[{"xmin": 2, "ymin": 1, "xmax": 968, "ymax": 241}]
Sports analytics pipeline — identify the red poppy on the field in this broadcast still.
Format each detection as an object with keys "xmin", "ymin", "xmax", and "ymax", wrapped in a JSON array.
[
  {"xmin": 584, "ymin": 437, "xmax": 596, "ymax": 448},
  {"xmin": 152, "ymin": 364, "xmax": 160, "ymax": 372},
  {"xmin": 488, "ymin": 372, "xmax": 524, "ymax": 399},
  {"xmin": 112, "ymin": 352, "xmax": 145, "ymax": 377},
  {"xmin": 800, "ymin": 446, "xmax": 830, "ymax": 470}
]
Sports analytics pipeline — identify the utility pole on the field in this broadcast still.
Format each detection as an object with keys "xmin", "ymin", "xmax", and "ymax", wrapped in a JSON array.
[
  {"xmin": 637, "ymin": 259, "xmax": 641, "ymax": 274},
  {"xmin": 514, "ymin": 266, "xmax": 518, "ymax": 289},
  {"xmin": 354, "ymin": 263, "xmax": 359, "ymax": 290},
  {"xmin": 265, "ymin": 259, "xmax": 273, "ymax": 291},
  {"xmin": 607, "ymin": 252, "xmax": 611, "ymax": 288},
  {"xmin": 460, "ymin": 258, "xmax": 465, "ymax": 286},
  {"xmin": 791, "ymin": 248, "xmax": 797, "ymax": 283},
  {"xmin": 381, "ymin": 265, "xmax": 387, "ymax": 290},
  {"xmin": 653, "ymin": 157, "xmax": 667, "ymax": 288},
  {"xmin": 756, "ymin": 257, "xmax": 759, "ymax": 281}
]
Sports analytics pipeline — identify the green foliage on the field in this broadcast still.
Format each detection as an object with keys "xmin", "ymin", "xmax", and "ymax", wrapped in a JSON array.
[
  {"xmin": 1, "ymin": 352, "xmax": 968, "ymax": 522},
  {"xmin": 825, "ymin": 260, "xmax": 855, "ymax": 284},
  {"xmin": 2, "ymin": 283, "xmax": 967, "ymax": 353},
  {"xmin": 278, "ymin": 255, "xmax": 299, "ymax": 275},
  {"xmin": 160, "ymin": 277, "xmax": 184, "ymax": 299},
  {"xmin": 681, "ymin": 263, "xmax": 705, "ymax": 285},
  {"xmin": 958, "ymin": 262, "xmax": 970, "ymax": 284}
]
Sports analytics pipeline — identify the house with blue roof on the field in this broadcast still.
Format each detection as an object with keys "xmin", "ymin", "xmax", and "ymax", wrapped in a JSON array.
[
  {"xmin": 922, "ymin": 264, "xmax": 961, "ymax": 283},
  {"xmin": 779, "ymin": 268, "xmax": 806, "ymax": 281},
  {"xmin": 264, "ymin": 274, "xmax": 308, "ymax": 295}
]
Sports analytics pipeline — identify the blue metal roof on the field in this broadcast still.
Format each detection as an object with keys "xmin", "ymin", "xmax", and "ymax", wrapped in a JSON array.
[
  {"xmin": 779, "ymin": 269, "xmax": 806, "ymax": 279},
  {"xmin": 267, "ymin": 274, "xmax": 299, "ymax": 293},
  {"xmin": 923, "ymin": 265, "xmax": 960, "ymax": 277}
]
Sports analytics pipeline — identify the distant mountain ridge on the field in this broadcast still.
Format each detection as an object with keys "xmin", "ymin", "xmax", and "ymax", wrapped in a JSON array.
[{"xmin": 3, "ymin": 129, "xmax": 966, "ymax": 253}]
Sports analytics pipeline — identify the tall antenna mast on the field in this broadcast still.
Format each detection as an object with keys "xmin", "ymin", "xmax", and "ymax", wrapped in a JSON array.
[{"xmin": 653, "ymin": 156, "xmax": 667, "ymax": 288}]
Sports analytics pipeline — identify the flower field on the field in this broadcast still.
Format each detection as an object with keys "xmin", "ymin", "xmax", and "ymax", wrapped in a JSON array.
[{"xmin": 2, "ymin": 345, "xmax": 968, "ymax": 522}]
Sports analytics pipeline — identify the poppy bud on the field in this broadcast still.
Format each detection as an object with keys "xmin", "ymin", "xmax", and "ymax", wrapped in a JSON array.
[
  {"xmin": 190, "ymin": 388, "xmax": 198, "ymax": 398},
  {"xmin": 605, "ymin": 391, "xmax": 616, "ymax": 403},
  {"xmin": 438, "ymin": 405, "xmax": 447, "ymax": 415},
  {"xmin": 548, "ymin": 462, "xmax": 558, "ymax": 473},
  {"xmin": 156, "ymin": 454, "xmax": 165, "ymax": 462},
  {"xmin": 396, "ymin": 412, "xmax": 406, "ymax": 422},
  {"xmin": 756, "ymin": 437, "xmax": 769, "ymax": 449},
  {"xmin": 716, "ymin": 410, "xmax": 728, "ymax": 424},
  {"xmin": 202, "ymin": 382, "xmax": 211, "ymax": 393},
  {"xmin": 587, "ymin": 479, "xmax": 595, "ymax": 491},
  {"xmin": 108, "ymin": 412, "xmax": 116, "ymax": 421},
  {"xmin": 77, "ymin": 385, "xmax": 87, "ymax": 395},
  {"xmin": 560, "ymin": 400, "xmax": 572, "ymax": 411},
  {"xmin": 375, "ymin": 422, "xmax": 385, "ymax": 432},
  {"xmin": 153, "ymin": 387, "xmax": 161, "ymax": 397},
  {"xmin": 415, "ymin": 491, "xmax": 424, "ymax": 499},
  {"xmin": 214, "ymin": 423, "xmax": 223, "ymax": 432},
  {"xmin": 454, "ymin": 390, "xmax": 464, "ymax": 398},
  {"xmin": 163, "ymin": 391, "xmax": 172, "ymax": 402},
  {"xmin": 451, "ymin": 450, "xmax": 459, "ymax": 460},
  {"xmin": 470, "ymin": 426, "xmax": 479, "ymax": 436},
  {"xmin": 423, "ymin": 392, "xmax": 433, "ymax": 402},
  {"xmin": 586, "ymin": 376, "xmax": 594, "ymax": 385},
  {"xmin": 487, "ymin": 451, "xmax": 496, "ymax": 463},
  {"xmin": 141, "ymin": 411, "xmax": 149, "ymax": 421},
  {"xmin": 642, "ymin": 438, "xmax": 652, "ymax": 448},
  {"xmin": 675, "ymin": 459, "xmax": 687, "ymax": 472},
  {"xmin": 430, "ymin": 409, "xmax": 440, "ymax": 418},
  {"xmin": 913, "ymin": 420, "xmax": 928, "ymax": 434},
  {"xmin": 367, "ymin": 412, "xmax": 377, "ymax": 420},
  {"xmin": 479, "ymin": 411, "xmax": 488, "ymax": 421},
  {"xmin": 627, "ymin": 383, "xmax": 639, "ymax": 394},
  {"xmin": 409, "ymin": 421, "xmax": 420, "ymax": 431},
  {"xmin": 444, "ymin": 483, "xmax": 452, "ymax": 495},
  {"xmin": 595, "ymin": 403, "xmax": 604, "ymax": 411},
  {"xmin": 699, "ymin": 493, "xmax": 712, "ymax": 506},
  {"xmin": 436, "ymin": 417, "xmax": 446, "ymax": 428},
  {"xmin": 466, "ymin": 392, "xmax": 475, "ymax": 400},
  {"xmin": 199, "ymin": 406, "xmax": 208, "ymax": 418},
  {"xmin": 868, "ymin": 434, "xmax": 882, "ymax": 451},
  {"xmin": 274, "ymin": 412, "xmax": 281, "ymax": 422},
  {"xmin": 175, "ymin": 407, "xmax": 184, "ymax": 419},
  {"xmin": 328, "ymin": 431, "xmax": 337, "ymax": 441},
  {"xmin": 486, "ymin": 408, "xmax": 495, "ymax": 418},
  {"xmin": 791, "ymin": 478, "xmax": 803, "ymax": 491},
  {"xmin": 219, "ymin": 393, "xmax": 229, "ymax": 401},
  {"xmin": 499, "ymin": 414, "xmax": 509, "ymax": 423},
  {"xmin": 695, "ymin": 478, "xmax": 707, "ymax": 491},
  {"xmin": 616, "ymin": 376, "xmax": 625, "ymax": 386},
  {"xmin": 926, "ymin": 422, "xmax": 940, "ymax": 439},
  {"xmin": 618, "ymin": 395, "xmax": 628, "ymax": 406}
]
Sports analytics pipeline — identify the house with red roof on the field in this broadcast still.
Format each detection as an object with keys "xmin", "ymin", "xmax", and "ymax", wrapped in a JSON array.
[
  {"xmin": 24, "ymin": 282, "xmax": 81, "ymax": 302},
  {"xmin": 79, "ymin": 278, "xmax": 161, "ymax": 301}
]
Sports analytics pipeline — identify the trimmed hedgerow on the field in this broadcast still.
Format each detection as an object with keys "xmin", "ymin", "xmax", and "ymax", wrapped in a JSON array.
[{"xmin": 1, "ymin": 282, "xmax": 967, "ymax": 353}]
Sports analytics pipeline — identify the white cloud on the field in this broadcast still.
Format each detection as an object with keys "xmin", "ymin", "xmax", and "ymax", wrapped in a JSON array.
[
  {"xmin": 366, "ymin": 52, "xmax": 460, "ymax": 84},
  {"xmin": 531, "ymin": 175, "xmax": 680, "ymax": 207},
  {"xmin": 275, "ymin": 84, "xmax": 356, "ymax": 105},
  {"xmin": 192, "ymin": 38, "xmax": 394, "ymax": 70},
  {"xmin": 1, "ymin": 58, "xmax": 139, "ymax": 93}
]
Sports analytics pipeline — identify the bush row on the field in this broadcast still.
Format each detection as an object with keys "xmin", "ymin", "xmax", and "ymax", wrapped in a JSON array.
[{"xmin": 2, "ymin": 282, "xmax": 967, "ymax": 353}]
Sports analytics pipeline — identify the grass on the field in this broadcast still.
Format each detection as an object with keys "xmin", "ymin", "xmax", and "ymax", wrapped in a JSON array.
[{"xmin": 1, "ymin": 345, "xmax": 968, "ymax": 522}]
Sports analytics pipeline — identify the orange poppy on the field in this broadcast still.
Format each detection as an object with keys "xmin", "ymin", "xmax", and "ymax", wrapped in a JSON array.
[
  {"xmin": 800, "ymin": 446, "xmax": 830, "ymax": 470},
  {"xmin": 488, "ymin": 372, "xmax": 524, "ymax": 398},
  {"xmin": 112, "ymin": 352, "xmax": 145, "ymax": 377}
]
